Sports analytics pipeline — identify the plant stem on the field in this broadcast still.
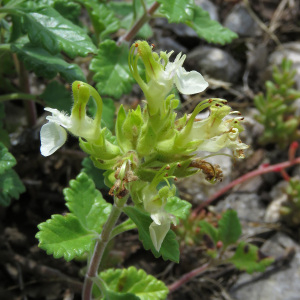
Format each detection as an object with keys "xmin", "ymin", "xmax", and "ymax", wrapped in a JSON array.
[
  {"xmin": 194, "ymin": 153, "xmax": 300, "ymax": 214},
  {"xmin": 117, "ymin": 1, "xmax": 160, "ymax": 45},
  {"xmin": 168, "ymin": 262, "xmax": 211, "ymax": 293},
  {"xmin": 0, "ymin": 93, "xmax": 43, "ymax": 104},
  {"xmin": 82, "ymin": 195, "xmax": 129, "ymax": 300}
]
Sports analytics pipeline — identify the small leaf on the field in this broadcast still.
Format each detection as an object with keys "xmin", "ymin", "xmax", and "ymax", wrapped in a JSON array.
[
  {"xmin": 186, "ymin": 6, "xmax": 238, "ymax": 45},
  {"xmin": 36, "ymin": 214, "xmax": 97, "ymax": 261},
  {"xmin": 24, "ymin": 7, "xmax": 97, "ymax": 58},
  {"xmin": 0, "ymin": 142, "xmax": 16, "ymax": 174},
  {"xmin": 53, "ymin": 0, "xmax": 81, "ymax": 25},
  {"xmin": 63, "ymin": 172, "xmax": 112, "ymax": 232},
  {"xmin": 40, "ymin": 81, "xmax": 73, "ymax": 113},
  {"xmin": 104, "ymin": 290, "xmax": 140, "ymax": 300},
  {"xmin": 90, "ymin": 40, "xmax": 135, "ymax": 98},
  {"xmin": 11, "ymin": 43, "xmax": 86, "ymax": 82},
  {"xmin": 0, "ymin": 168, "xmax": 25, "ymax": 206},
  {"xmin": 123, "ymin": 206, "xmax": 180, "ymax": 263},
  {"xmin": 99, "ymin": 266, "xmax": 169, "ymax": 300},
  {"xmin": 199, "ymin": 220, "xmax": 218, "ymax": 244},
  {"xmin": 229, "ymin": 242, "xmax": 274, "ymax": 274},
  {"xmin": 157, "ymin": 0, "xmax": 194, "ymax": 23},
  {"xmin": 165, "ymin": 196, "xmax": 192, "ymax": 221},
  {"xmin": 218, "ymin": 210, "xmax": 242, "ymax": 247}
]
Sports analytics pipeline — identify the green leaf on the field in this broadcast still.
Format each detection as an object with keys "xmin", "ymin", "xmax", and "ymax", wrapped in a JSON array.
[
  {"xmin": 198, "ymin": 220, "xmax": 218, "ymax": 244},
  {"xmin": 11, "ymin": 43, "xmax": 86, "ymax": 82},
  {"xmin": 0, "ymin": 142, "xmax": 16, "ymax": 174},
  {"xmin": 186, "ymin": 6, "xmax": 238, "ymax": 45},
  {"xmin": 229, "ymin": 242, "xmax": 274, "ymax": 274},
  {"xmin": 123, "ymin": 206, "xmax": 180, "ymax": 263},
  {"xmin": 24, "ymin": 7, "xmax": 97, "ymax": 58},
  {"xmin": 165, "ymin": 196, "xmax": 192, "ymax": 221},
  {"xmin": 104, "ymin": 290, "xmax": 140, "ymax": 300},
  {"xmin": 90, "ymin": 40, "xmax": 135, "ymax": 98},
  {"xmin": 36, "ymin": 214, "xmax": 97, "ymax": 261},
  {"xmin": 53, "ymin": 0, "xmax": 81, "ymax": 25},
  {"xmin": 218, "ymin": 210, "xmax": 242, "ymax": 247},
  {"xmin": 99, "ymin": 266, "xmax": 169, "ymax": 300},
  {"xmin": 40, "ymin": 81, "xmax": 73, "ymax": 113},
  {"xmin": 63, "ymin": 172, "xmax": 112, "ymax": 232},
  {"xmin": 0, "ymin": 168, "xmax": 25, "ymax": 206},
  {"xmin": 81, "ymin": 157, "xmax": 107, "ymax": 190},
  {"xmin": 157, "ymin": 0, "xmax": 194, "ymax": 23}
]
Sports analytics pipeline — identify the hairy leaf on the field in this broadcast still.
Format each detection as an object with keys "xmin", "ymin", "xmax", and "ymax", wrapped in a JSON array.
[
  {"xmin": 199, "ymin": 220, "xmax": 218, "ymax": 244},
  {"xmin": 165, "ymin": 196, "xmax": 192, "ymax": 221},
  {"xmin": 157, "ymin": 0, "xmax": 194, "ymax": 23},
  {"xmin": 24, "ymin": 7, "xmax": 97, "ymax": 58},
  {"xmin": 218, "ymin": 210, "xmax": 241, "ymax": 247},
  {"xmin": 123, "ymin": 206, "xmax": 180, "ymax": 263},
  {"xmin": 90, "ymin": 40, "xmax": 135, "ymax": 98},
  {"xmin": 100, "ymin": 266, "xmax": 169, "ymax": 300},
  {"xmin": 0, "ymin": 142, "xmax": 16, "ymax": 174},
  {"xmin": 53, "ymin": 0, "xmax": 81, "ymax": 25},
  {"xmin": 229, "ymin": 242, "xmax": 274, "ymax": 274},
  {"xmin": 63, "ymin": 172, "xmax": 112, "ymax": 232},
  {"xmin": 12, "ymin": 43, "xmax": 86, "ymax": 82},
  {"xmin": 36, "ymin": 214, "xmax": 97, "ymax": 261},
  {"xmin": 186, "ymin": 6, "xmax": 238, "ymax": 45}
]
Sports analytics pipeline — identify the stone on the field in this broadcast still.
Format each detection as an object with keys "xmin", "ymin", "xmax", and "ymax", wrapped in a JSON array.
[
  {"xmin": 230, "ymin": 232, "xmax": 300, "ymax": 300},
  {"xmin": 224, "ymin": 4, "xmax": 261, "ymax": 37},
  {"xmin": 185, "ymin": 46, "xmax": 242, "ymax": 82},
  {"xmin": 194, "ymin": 0, "xmax": 219, "ymax": 21}
]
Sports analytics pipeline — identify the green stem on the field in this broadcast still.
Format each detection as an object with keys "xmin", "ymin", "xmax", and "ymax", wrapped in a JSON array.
[
  {"xmin": 117, "ymin": 1, "xmax": 160, "ymax": 45},
  {"xmin": 0, "ymin": 7, "xmax": 23, "ymax": 16},
  {"xmin": 0, "ymin": 93, "xmax": 44, "ymax": 105},
  {"xmin": 82, "ymin": 195, "xmax": 129, "ymax": 300},
  {"xmin": 110, "ymin": 219, "xmax": 137, "ymax": 241},
  {"xmin": 0, "ymin": 44, "xmax": 10, "ymax": 51}
]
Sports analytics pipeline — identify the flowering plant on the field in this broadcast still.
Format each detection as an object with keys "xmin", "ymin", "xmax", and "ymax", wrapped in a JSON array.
[{"xmin": 37, "ymin": 41, "xmax": 249, "ymax": 299}]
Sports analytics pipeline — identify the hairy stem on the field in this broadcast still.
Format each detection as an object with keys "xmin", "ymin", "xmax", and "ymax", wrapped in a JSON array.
[
  {"xmin": 117, "ymin": 1, "xmax": 160, "ymax": 45},
  {"xmin": 82, "ymin": 195, "xmax": 129, "ymax": 300},
  {"xmin": 0, "ymin": 93, "xmax": 44, "ymax": 105}
]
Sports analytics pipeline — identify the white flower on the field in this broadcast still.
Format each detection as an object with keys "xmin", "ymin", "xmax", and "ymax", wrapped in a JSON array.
[{"xmin": 40, "ymin": 108, "xmax": 99, "ymax": 157}]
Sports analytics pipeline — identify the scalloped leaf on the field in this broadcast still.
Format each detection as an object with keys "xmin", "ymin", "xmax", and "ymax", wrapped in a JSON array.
[
  {"xmin": 186, "ymin": 6, "xmax": 238, "ymax": 45},
  {"xmin": 157, "ymin": 0, "xmax": 194, "ymax": 23},
  {"xmin": 0, "ymin": 168, "xmax": 25, "ymax": 206},
  {"xmin": 40, "ymin": 81, "xmax": 73, "ymax": 113},
  {"xmin": 199, "ymin": 220, "xmax": 219, "ymax": 244},
  {"xmin": 99, "ymin": 266, "xmax": 168, "ymax": 300},
  {"xmin": 24, "ymin": 6, "xmax": 97, "ymax": 58},
  {"xmin": 90, "ymin": 40, "xmax": 135, "ymax": 98},
  {"xmin": 229, "ymin": 242, "xmax": 274, "ymax": 274},
  {"xmin": 218, "ymin": 210, "xmax": 241, "ymax": 248},
  {"xmin": 0, "ymin": 142, "xmax": 16, "ymax": 174},
  {"xmin": 63, "ymin": 172, "xmax": 112, "ymax": 232},
  {"xmin": 104, "ymin": 290, "xmax": 139, "ymax": 300},
  {"xmin": 11, "ymin": 43, "xmax": 86, "ymax": 82},
  {"xmin": 165, "ymin": 196, "xmax": 192, "ymax": 221},
  {"xmin": 36, "ymin": 214, "xmax": 97, "ymax": 261},
  {"xmin": 123, "ymin": 206, "xmax": 180, "ymax": 263}
]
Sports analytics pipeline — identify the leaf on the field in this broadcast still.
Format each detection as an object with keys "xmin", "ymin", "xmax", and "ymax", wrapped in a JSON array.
[
  {"xmin": 218, "ymin": 210, "xmax": 242, "ymax": 248},
  {"xmin": 157, "ymin": 0, "xmax": 194, "ymax": 23},
  {"xmin": 90, "ymin": 40, "xmax": 135, "ymax": 98},
  {"xmin": 24, "ymin": 7, "xmax": 97, "ymax": 58},
  {"xmin": 36, "ymin": 214, "xmax": 97, "ymax": 261},
  {"xmin": 63, "ymin": 172, "xmax": 112, "ymax": 232},
  {"xmin": 229, "ymin": 242, "xmax": 274, "ymax": 274},
  {"xmin": 104, "ymin": 290, "xmax": 140, "ymax": 300},
  {"xmin": 123, "ymin": 206, "xmax": 180, "ymax": 263},
  {"xmin": 99, "ymin": 266, "xmax": 169, "ymax": 300},
  {"xmin": 164, "ymin": 196, "xmax": 192, "ymax": 221},
  {"xmin": 40, "ymin": 81, "xmax": 73, "ymax": 113},
  {"xmin": 198, "ymin": 220, "xmax": 218, "ymax": 244},
  {"xmin": 0, "ymin": 142, "xmax": 16, "ymax": 174},
  {"xmin": 81, "ymin": 157, "xmax": 107, "ymax": 190},
  {"xmin": 0, "ymin": 168, "xmax": 25, "ymax": 206},
  {"xmin": 11, "ymin": 43, "xmax": 86, "ymax": 82},
  {"xmin": 186, "ymin": 6, "xmax": 238, "ymax": 45},
  {"xmin": 53, "ymin": 0, "xmax": 81, "ymax": 25}
]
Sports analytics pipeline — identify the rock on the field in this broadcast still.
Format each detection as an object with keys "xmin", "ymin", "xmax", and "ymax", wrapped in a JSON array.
[
  {"xmin": 154, "ymin": 33, "xmax": 187, "ymax": 54},
  {"xmin": 224, "ymin": 4, "xmax": 261, "ymax": 37},
  {"xmin": 230, "ymin": 232, "xmax": 300, "ymax": 300},
  {"xmin": 269, "ymin": 42, "xmax": 300, "ymax": 89},
  {"xmin": 194, "ymin": 0, "xmax": 219, "ymax": 21},
  {"xmin": 185, "ymin": 46, "xmax": 242, "ymax": 82}
]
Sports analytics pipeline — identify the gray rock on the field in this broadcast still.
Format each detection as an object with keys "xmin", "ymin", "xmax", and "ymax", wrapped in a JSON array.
[
  {"xmin": 269, "ymin": 42, "xmax": 300, "ymax": 89},
  {"xmin": 154, "ymin": 33, "xmax": 187, "ymax": 54},
  {"xmin": 186, "ymin": 46, "xmax": 242, "ymax": 82},
  {"xmin": 230, "ymin": 232, "xmax": 300, "ymax": 300},
  {"xmin": 194, "ymin": 0, "xmax": 219, "ymax": 21},
  {"xmin": 224, "ymin": 4, "xmax": 261, "ymax": 37}
]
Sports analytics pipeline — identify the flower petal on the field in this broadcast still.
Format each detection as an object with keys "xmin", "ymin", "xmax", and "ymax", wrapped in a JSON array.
[
  {"xmin": 45, "ymin": 107, "xmax": 72, "ymax": 129},
  {"xmin": 149, "ymin": 221, "xmax": 170, "ymax": 252},
  {"xmin": 175, "ymin": 66, "xmax": 208, "ymax": 94},
  {"xmin": 40, "ymin": 122, "xmax": 67, "ymax": 156}
]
